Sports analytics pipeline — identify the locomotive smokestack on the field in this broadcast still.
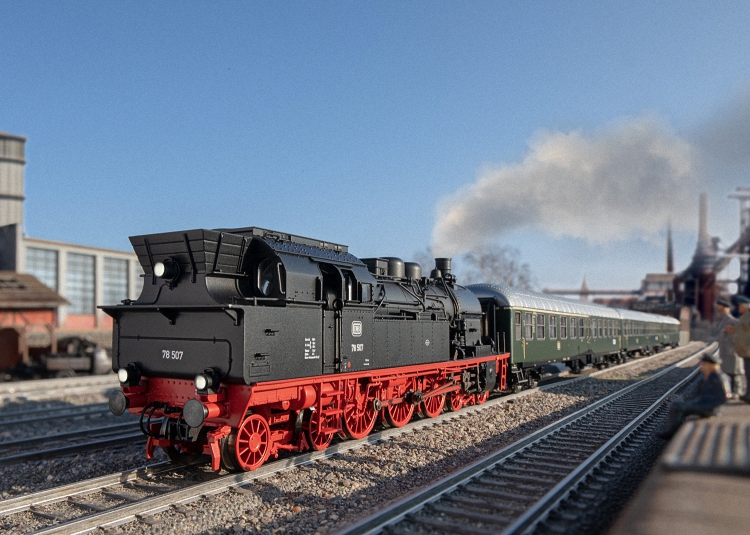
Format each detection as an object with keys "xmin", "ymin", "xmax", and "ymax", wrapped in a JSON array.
[{"xmin": 435, "ymin": 258, "xmax": 452, "ymax": 276}]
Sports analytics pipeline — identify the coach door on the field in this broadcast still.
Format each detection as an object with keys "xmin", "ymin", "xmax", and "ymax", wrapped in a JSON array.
[{"xmin": 523, "ymin": 311, "xmax": 533, "ymax": 361}]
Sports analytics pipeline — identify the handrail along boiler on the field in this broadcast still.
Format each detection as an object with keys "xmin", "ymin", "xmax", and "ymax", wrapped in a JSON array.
[{"xmin": 104, "ymin": 227, "xmax": 509, "ymax": 472}]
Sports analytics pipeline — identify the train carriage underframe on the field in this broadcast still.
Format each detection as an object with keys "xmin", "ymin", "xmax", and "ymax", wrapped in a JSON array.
[
  {"xmin": 122, "ymin": 353, "xmax": 509, "ymax": 472},
  {"xmin": 509, "ymin": 342, "xmax": 672, "ymax": 390}
]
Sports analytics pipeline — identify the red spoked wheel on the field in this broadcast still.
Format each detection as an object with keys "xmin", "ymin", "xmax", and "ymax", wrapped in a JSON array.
[
  {"xmin": 343, "ymin": 380, "xmax": 378, "ymax": 439},
  {"xmin": 448, "ymin": 391, "xmax": 465, "ymax": 412},
  {"xmin": 234, "ymin": 414, "xmax": 271, "ymax": 471},
  {"xmin": 383, "ymin": 378, "xmax": 416, "ymax": 428},
  {"xmin": 305, "ymin": 408, "xmax": 335, "ymax": 451},
  {"xmin": 419, "ymin": 375, "xmax": 446, "ymax": 418},
  {"xmin": 475, "ymin": 391, "xmax": 490, "ymax": 405}
]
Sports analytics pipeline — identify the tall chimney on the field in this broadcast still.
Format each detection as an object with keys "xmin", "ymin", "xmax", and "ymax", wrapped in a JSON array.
[
  {"xmin": 666, "ymin": 221, "xmax": 674, "ymax": 273},
  {"xmin": 698, "ymin": 192, "xmax": 709, "ymax": 246}
]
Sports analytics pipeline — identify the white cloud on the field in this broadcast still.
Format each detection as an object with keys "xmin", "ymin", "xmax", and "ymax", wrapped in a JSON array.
[{"xmin": 432, "ymin": 116, "xmax": 698, "ymax": 257}]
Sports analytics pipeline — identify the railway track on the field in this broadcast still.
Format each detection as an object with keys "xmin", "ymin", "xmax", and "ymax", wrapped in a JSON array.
[
  {"xmin": 0, "ymin": 404, "xmax": 113, "ymax": 428},
  {"xmin": 0, "ymin": 422, "xmax": 144, "ymax": 467},
  {"xmin": 336, "ymin": 347, "xmax": 708, "ymax": 535},
  {"xmin": 0, "ymin": 376, "xmax": 118, "ymax": 402},
  {"xmin": 0, "ymin": 342, "xmax": 710, "ymax": 535}
]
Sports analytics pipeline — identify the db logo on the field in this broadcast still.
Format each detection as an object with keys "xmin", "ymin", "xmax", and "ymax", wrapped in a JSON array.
[{"xmin": 351, "ymin": 321, "xmax": 363, "ymax": 337}]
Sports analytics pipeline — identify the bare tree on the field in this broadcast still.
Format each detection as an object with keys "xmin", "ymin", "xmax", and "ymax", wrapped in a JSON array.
[{"xmin": 460, "ymin": 245, "xmax": 536, "ymax": 290}]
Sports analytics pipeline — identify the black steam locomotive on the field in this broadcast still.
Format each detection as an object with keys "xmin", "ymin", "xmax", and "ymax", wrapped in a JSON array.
[{"xmin": 105, "ymin": 227, "xmax": 509, "ymax": 471}]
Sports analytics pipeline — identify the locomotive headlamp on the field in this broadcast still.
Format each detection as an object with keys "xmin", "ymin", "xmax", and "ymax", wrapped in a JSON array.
[
  {"xmin": 117, "ymin": 368, "xmax": 129, "ymax": 383},
  {"xmin": 154, "ymin": 257, "xmax": 180, "ymax": 280},
  {"xmin": 195, "ymin": 368, "xmax": 220, "ymax": 394},
  {"xmin": 194, "ymin": 374, "xmax": 208, "ymax": 391},
  {"xmin": 117, "ymin": 363, "xmax": 141, "ymax": 386}
]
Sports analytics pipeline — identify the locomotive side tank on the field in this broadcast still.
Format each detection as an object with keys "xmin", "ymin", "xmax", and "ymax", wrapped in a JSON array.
[{"xmin": 104, "ymin": 227, "xmax": 509, "ymax": 471}]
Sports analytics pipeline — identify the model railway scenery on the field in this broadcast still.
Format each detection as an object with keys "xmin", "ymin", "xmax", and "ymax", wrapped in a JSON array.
[
  {"xmin": 0, "ymin": 225, "xmax": 705, "ymax": 535},
  {"xmin": 3, "ymin": 5, "xmax": 749, "ymax": 535},
  {"xmin": 103, "ymin": 227, "xmax": 681, "ymax": 474}
]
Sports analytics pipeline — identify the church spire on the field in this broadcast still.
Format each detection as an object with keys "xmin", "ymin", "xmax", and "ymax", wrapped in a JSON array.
[{"xmin": 580, "ymin": 275, "xmax": 590, "ymax": 302}]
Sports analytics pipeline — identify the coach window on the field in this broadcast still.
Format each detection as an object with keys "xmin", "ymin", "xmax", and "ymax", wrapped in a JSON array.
[
  {"xmin": 525, "ymin": 312, "xmax": 533, "ymax": 339},
  {"xmin": 549, "ymin": 315, "xmax": 557, "ymax": 339},
  {"xmin": 578, "ymin": 318, "xmax": 584, "ymax": 338},
  {"xmin": 536, "ymin": 314, "xmax": 545, "ymax": 339},
  {"xmin": 592, "ymin": 319, "xmax": 597, "ymax": 339},
  {"xmin": 515, "ymin": 312, "xmax": 522, "ymax": 340},
  {"xmin": 560, "ymin": 316, "xmax": 567, "ymax": 339}
]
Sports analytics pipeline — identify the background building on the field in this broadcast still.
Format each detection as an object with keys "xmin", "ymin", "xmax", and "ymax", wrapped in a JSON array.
[{"xmin": 0, "ymin": 130, "xmax": 142, "ymax": 349}]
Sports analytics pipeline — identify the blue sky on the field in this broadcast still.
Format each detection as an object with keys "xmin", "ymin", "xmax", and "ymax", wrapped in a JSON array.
[{"xmin": 2, "ymin": 2, "xmax": 750, "ymax": 291}]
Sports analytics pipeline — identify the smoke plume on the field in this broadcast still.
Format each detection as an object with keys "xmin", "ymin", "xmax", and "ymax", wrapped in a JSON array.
[{"xmin": 432, "ymin": 116, "xmax": 698, "ymax": 257}]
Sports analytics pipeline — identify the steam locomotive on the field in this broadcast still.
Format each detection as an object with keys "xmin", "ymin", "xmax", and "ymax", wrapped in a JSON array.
[
  {"xmin": 106, "ymin": 226, "xmax": 680, "ymax": 472},
  {"xmin": 105, "ymin": 227, "xmax": 509, "ymax": 472}
]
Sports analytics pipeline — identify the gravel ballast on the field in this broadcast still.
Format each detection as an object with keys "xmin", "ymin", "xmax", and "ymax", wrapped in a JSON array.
[{"xmin": 0, "ymin": 343, "xmax": 706, "ymax": 534}]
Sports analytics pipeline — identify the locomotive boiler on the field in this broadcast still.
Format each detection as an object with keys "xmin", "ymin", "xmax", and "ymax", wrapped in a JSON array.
[{"xmin": 105, "ymin": 227, "xmax": 509, "ymax": 471}]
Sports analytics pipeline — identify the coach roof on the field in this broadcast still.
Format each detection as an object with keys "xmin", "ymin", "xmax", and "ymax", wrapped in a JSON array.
[
  {"xmin": 615, "ymin": 308, "xmax": 680, "ymax": 325},
  {"xmin": 467, "ymin": 283, "xmax": 621, "ymax": 319}
]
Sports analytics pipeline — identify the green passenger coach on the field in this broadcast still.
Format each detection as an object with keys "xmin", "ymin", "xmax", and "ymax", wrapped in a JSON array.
[{"xmin": 467, "ymin": 284, "xmax": 681, "ymax": 390}]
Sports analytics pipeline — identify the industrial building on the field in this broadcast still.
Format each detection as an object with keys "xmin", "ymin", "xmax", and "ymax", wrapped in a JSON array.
[{"xmin": 0, "ymin": 130, "xmax": 142, "ymax": 361}]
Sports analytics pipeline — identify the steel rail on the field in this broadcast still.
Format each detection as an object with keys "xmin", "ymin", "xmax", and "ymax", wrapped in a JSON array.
[
  {"xmin": 0, "ymin": 402, "xmax": 109, "ymax": 421},
  {"xmin": 334, "ymin": 343, "xmax": 710, "ymax": 535},
  {"xmin": 9, "ymin": 342, "xmax": 709, "ymax": 535},
  {"xmin": 538, "ymin": 341, "xmax": 715, "ymax": 390},
  {"xmin": 0, "ymin": 375, "xmax": 117, "ymax": 396},
  {"xmin": 0, "ymin": 432, "xmax": 146, "ymax": 468},
  {"xmin": 0, "ymin": 421, "xmax": 141, "ymax": 454},
  {"xmin": 501, "ymin": 361, "xmax": 700, "ymax": 535},
  {"xmin": 0, "ymin": 462, "xmax": 173, "ymax": 516},
  {"xmin": 0, "ymin": 406, "xmax": 114, "ymax": 428}
]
